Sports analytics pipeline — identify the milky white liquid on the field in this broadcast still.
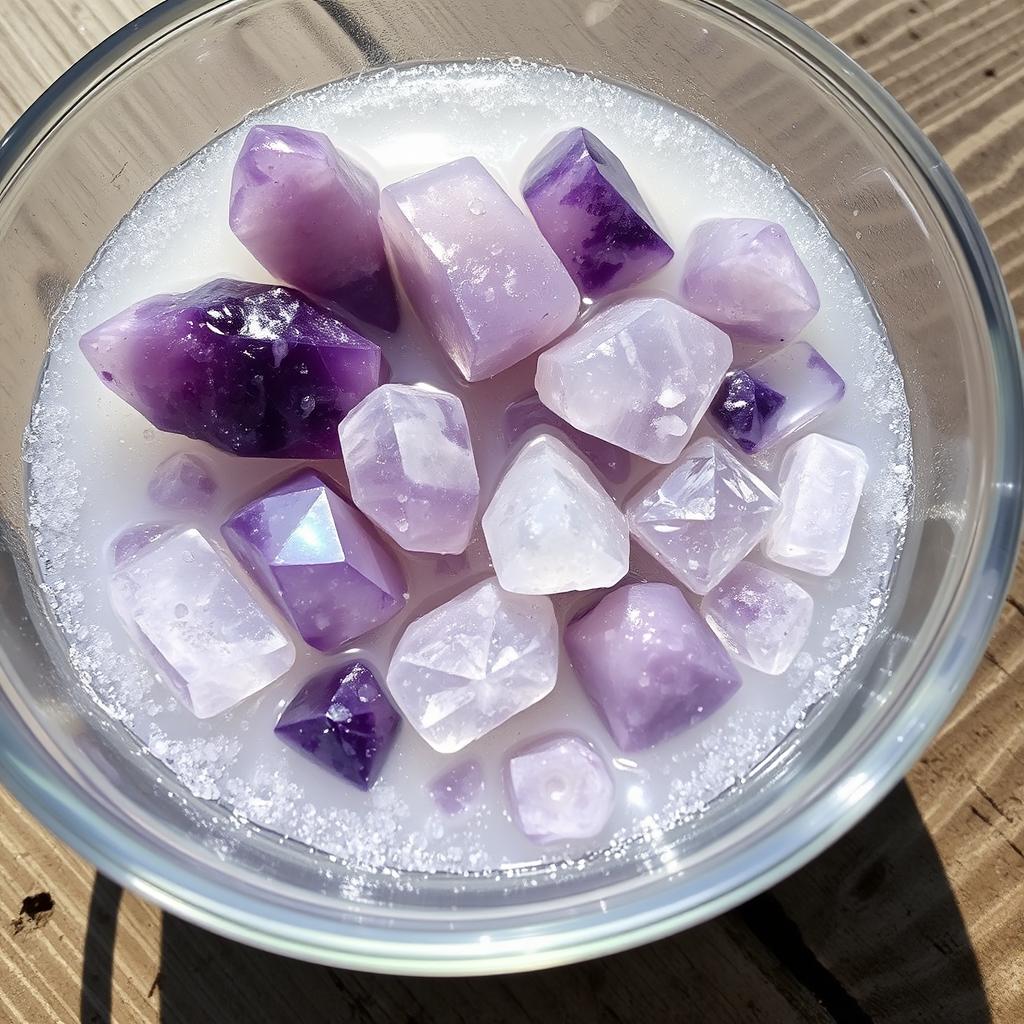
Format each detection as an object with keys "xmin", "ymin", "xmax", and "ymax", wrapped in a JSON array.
[{"xmin": 26, "ymin": 61, "xmax": 912, "ymax": 874}]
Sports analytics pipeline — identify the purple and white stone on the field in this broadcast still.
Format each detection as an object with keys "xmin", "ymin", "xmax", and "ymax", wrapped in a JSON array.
[
  {"xmin": 679, "ymin": 218, "xmax": 820, "ymax": 348},
  {"xmin": 522, "ymin": 127, "xmax": 673, "ymax": 297},
  {"xmin": 535, "ymin": 296, "xmax": 732, "ymax": 464},
  {"xmin": 700, "ymin": 562, "xmax": 814, "ymax": 675},
  {"xmin": 221, "ymin": 469, "xmax": 406, "ymax": 653},
  {"xmin": 147, "ymin": 452, "xmax": 217, "ymax": 511},
  {"xmin": 229, "ymin": 125, "xmax": 398, "ymax": 330},
  {"xmin": 710, "ymin": 341, "xmax": 845, "ymax": 454},
  {"xmin": 109, "ymin": 523, "xmax": 171, "ymax": 566},
  {"xmin": 429, "ymin": 760, "xmax": 484, "ymax": 815},
  {"xmin": 564, "ymin": 583, "xmax": 741, "ymax": 751},
  {"xmin": 380, "ymin": 157, "xmax": 580, "ymax": 381}
]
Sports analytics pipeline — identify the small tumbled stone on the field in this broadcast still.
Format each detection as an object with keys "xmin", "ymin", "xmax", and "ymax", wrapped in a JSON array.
[
  {"xmin": 80, "ymin": 278, "xmax": 381, "ymax": 458},
  {"xmin": 429, "ymin": 760, "xmax": 483, "ymax": 815},
  {"xmin": 109, "ymin": 523, "xmax": 170, "ymax": 566},
  {"xmin": 764, "ymin": 433, "xmax": 868, "ymax": 575},
  {"xmin": 505, "ymin": 733, "xmax": 615, "ymax": 843},
  {"xmin": 710, "ymin": 341, "xmax": 845, "ymax": 454},
  {"xmin": 339, "ymin": 384, "xmax": 480, "ymax": 554},
  {"xmin": 110, "ymin": 527, "xmax": 295, "ymax": 718},
  {"xmin": 221, "ymin": 469, "xmax": 406, "ymax": 652},
  {"xmin": 387, "ymin": 578, "xmax": 558, "ymax": 753},
  {"xmin": 148, "ymin": 452, "xmax": 217, "ymax": 511},
  {"xmin": 522, "ymin": 127, "xmax": 673, "ymax": 296},
  {"xmin": 625, "ymin": 437, "xmax": 780, "ymax": 595},
  {"xmin": 535, "ymin": 297, "xmax": 732, "ymax": 464},
  {"xmin": 679, "ymin": 218, "xmax": 820, "ymax": 348},
  {"xmin": 380, "ymin": 156, "xmax": 580, "ymax": 381},
  {"xmin": 700, "ymin": 562, "xmax": 814, "ymax": 675},
  {"xmin": 274, "ymin": 661, "xmax": 400, "ymax": 790},
  {"xmin": 482, "ymin": 434, "xmax": 629, "ymax": 595},
  {"xmin": 565, "ymin": 583, "xmax": 741, "ymax": 751}
]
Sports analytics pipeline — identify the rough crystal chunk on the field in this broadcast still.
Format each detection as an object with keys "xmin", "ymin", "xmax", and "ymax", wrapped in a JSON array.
[
  {"xmin": 274, "ymin": 660, "xmax": 400, "ymax": 790},
  {"xmin": 230, "ymin": 125, "xmax": 398, "ymax": 330},
  {"xmin": 565, "ymin": 583, "xmax": 740, "ymax": 751},
  {"xmin": 380, "ymin": 157, "xmax": 580, "ymax": 381},
  {"xmin": 679, "ymin": 218, "xmax": 820, "ymax": 348},
  {"xmin": 522, "ymin": 127, "xmax": 673, "ymax": 296},
  {"xmin": 764, "ymin": 434, "xmax": 868, "ymax": 575},
  {"xmin": 80, "ymin": 278, "xmax": 381, "ymax": 458},
  {"xmin": 482, "ymin": 434, "xmax": 629, "ymax": 595},
  {"xmin": 505, "ymin": 733, "xmax": 614, "ymax": 843},
  {"xmin": 535, "ymin": 297, "xmax": 732, "ymax": 464},
  {"xmin": 339, "ymin": 384, "xmax": 480, "ymax": 554},
  {"xmin": 626, "ymin": 437, "xmax": 780, "ymax": 595},
  {"xmin": 109, "ymin": 523, "xmax": 170, "ymax": 566},
  {"xmin": 221, "ymin": 469, "xmax": 406, "ymax": 652},
  {"xmin": 386, "ymin": 578, "xmax": 558, "ymax": 753},
  {"xmin": 700, "ymin": 562, "xmax": 814, "ymax": 675},
  {"xmin": 148, "ymin": 452, "xmax": 217, "ymax": 511},
  {"xmin": 110, "ymin": 527, "xmax": 295, "ymax": 718},
  {"xmin": 429, "ymin": 759, "xmax": 483, "ymax": 815},
  {"xmin": 710, "ymin": 341, "xmax": 845, "ymax": 454}
]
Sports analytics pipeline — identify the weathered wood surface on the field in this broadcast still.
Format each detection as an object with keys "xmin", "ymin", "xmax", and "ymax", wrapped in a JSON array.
[{"xmin": 2, "ymin": 0, "xmax": 1023, "ymax": 1020}]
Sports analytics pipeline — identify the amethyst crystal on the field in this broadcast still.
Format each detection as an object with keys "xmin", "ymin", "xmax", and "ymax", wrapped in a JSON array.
[
  {"xmin": 80, "ymin": 278, "xmax": 381, "ymax": 459},
  {"xmin": 148, "ymin": 452, "xmax": 217, "ymax": 511},
  {"xmin": 429, "ymin": 759, "xmax": 483, "ymax": 815}
]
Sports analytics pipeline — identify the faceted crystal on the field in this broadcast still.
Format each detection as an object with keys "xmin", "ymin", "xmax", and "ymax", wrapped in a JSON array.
[
  {"xmin": 505, "ymin": 733, "xmax": 614, "ymax": 843},
  {"xmin": 230, "ymin": 125, "xmax": 398, "ymax": 330},
  {"xmin": 564, "ymin": 583, "xmax": 741, "ymax": 751},
  {"xmin": 386, "ymin": 578, "xmax": 558, "ymax": 753},
  {"xmin": 221, "ymin": 469, "xmax": 406, "ymax": 652},
  {"xmin": 700, "ymin": 562, "xmax": 814, "ymax": 675},
  {"xmin": 274, "ymin": 660, "xmax": 400, "ymax": 790},
  {"xmin": 482, "ymin": 434, "xmax": 629, "ymax": 595},
  {"xmin": 710, "ymin": 341, "xmax": 845, "ymax": 454},
  {"xmin": 764, "ymin": 434, "xmax": 868, "ymax": 575},
  {"xmin": 625, "ymin": 437, "xmax": 780, "ymax": 595},
  {"xmin": 80, "ymin": 278, "xmax": 381, "ymax": 458},
  {"xmin": 679, "ymin": 218, "xmax": 820, "ymax": 348},
  {"xmin": 535, "ymin": 297, "xmax": 732, "ymax": 464},
  {"xmin": 148, "ymin": 452, "xmax": 217, "ymax": 511},
  {"xmin": 339, "ymin": 384, "xmax": 480, "ymax": 554},
  {"xmin": 429, "ymin": 759, "xmax": 483, "ymax": 815},
  {"xmin": 380, "ymin": 157, "xmax": 580, "ymax": 381},
  {"xmin": 110, "ymin": 527, "xmax": 295, "ymax": 718},
  {"xmin": 522, "ymin": 127, "xmax": 673, "ymax": 296}
]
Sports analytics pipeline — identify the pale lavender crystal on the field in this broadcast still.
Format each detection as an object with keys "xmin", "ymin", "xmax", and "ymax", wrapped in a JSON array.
[
  {"xmin": 429, "ymin": 760, "xmax": 483, "ymax": 815},
  {"xmin": 700, "ymin": 562, "xmax": 814, "ymax": 675},
  {"xmin": 505, "ymin": 733, "xmax": 614, "ymax": 843},
  {"xmin": 535, "ymin": 297, "xmax": 732, "ymax": 464},
  {"xmin": 221, "ymin": 469, "xmax": 406, "ymax": 653},
  {"xmin": 148, "ymin": 452, "xmax": 217, "ymax": 511},
  {"xmin": 564, "ymin": 583, "xmax": 741, "ymax": 751},
  {"xmin": 679, "ymin": 218, "xmax": 820, "ymax": 348},
  {"xmin": 109, "ymin": 523, "xmax": 170, "ymax": 565},
  {"xmin": 380, "ymin": 157, "xmax": 580, "ymax": 381},
  {"xmin": 522, "ymin": 127, "xmax": 673, "ymax": 296},
  {"xmin": 230, "ymin": 125, "xmax": 398, "ymax": 330},
  {"xmin": 710, "ymin": 341, "xmax": 845, "ymax": 454},
  {"xmin": 339, "ymin": 384, "xmax": 480, "ymax": 554},
  {"xmin": 625, "ymin": 437, "xmax": 780, "ymax": 595}
]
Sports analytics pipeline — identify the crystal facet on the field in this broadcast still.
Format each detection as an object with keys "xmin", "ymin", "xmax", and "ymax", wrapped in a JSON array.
[
  {"xmin": 274, "ymin": 660, "xmax": 400, "ymax": 789},
  {"xmin": 700, "ymin": 562, "xmax": 814, "ymax": 675},
  {"xmin": 221, "ymin": 469, "xmax": 406, "ymax": 652},
  {"xmin": 148, "ymin": 452, "xmax": 217, "ymax": 511},
  {"xmin": 679, "ymin": 218, "xmax": 820, "ymax": 348},
  {"xmin": 386, "ymin": 578, "xmax": 558, "ymax": 753},
  {"xmin": 535, "ymin": 297, "xmax": 732, "ymax": 464},
  {"xmin": 339, "ymin": 384, "xmax": 480, "ymax": 554},
  {"xmin": 230, "ymin": 125, "xmax": 399, "ymax": 330},
  {"xmin": 505, "ymin": 733, "xmax": 615, "ymax": 843},
  {"xmin": 429, "ymin": 759, "xmax": 483, "ymax": 815},
  {"xmin": 482, "ymin": 434, "xmax": 629, "ymax": 595},
  {"xmin": 80, "ymin": 279, "xmax": 381, "ymax": 458},
  {"xmin": 564, "ymin": 583, "xmax": 741, "ymax": 751},
  {"xmin": 625, "ymin": 437, "xmax": 780, "ymax": 595},
  {"xmin": 710, "ymin": 341, "xmax": 845, "ymax": 454},
  {"xmin": 380, "ymin": 157, "xmax": 580, "ymax": 381},
  {"xmin": 522, "ymin": 127, "xmax": 673, "ymax": 296},
  {"xmin": 110, "ymin": 527, "xmax": 295, "ymax": 718},
  {"xmin": 109, "ymin": 523, "xmax": 170, "ymax": 566},
  {"xmin": 764, "ymin": 434, "xmax": 868, "ymax": 575}
]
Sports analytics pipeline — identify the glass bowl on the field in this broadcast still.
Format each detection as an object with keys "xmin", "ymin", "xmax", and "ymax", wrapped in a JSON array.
[{"xmin": 0, "ymin": 0, "xmax": 1020, "ymax": 975}]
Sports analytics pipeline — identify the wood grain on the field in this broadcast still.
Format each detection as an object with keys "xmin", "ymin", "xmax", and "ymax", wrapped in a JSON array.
[{"xmin": 2, "ymin": 0, "xmax": 1023, "ymax": 1021}]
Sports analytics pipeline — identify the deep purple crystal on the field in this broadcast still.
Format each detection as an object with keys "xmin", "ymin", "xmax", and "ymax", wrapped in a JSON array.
[
  {"xmin": 711, "ymin": 372, "xmax": 787, "ymax": 453},
  {"xmin": 80, "ymin": 278, "xmax": 381, "ymax": 459},
  {"xmin": 274, "ymin": 661, "xmax": 400, "ymax": 789}
]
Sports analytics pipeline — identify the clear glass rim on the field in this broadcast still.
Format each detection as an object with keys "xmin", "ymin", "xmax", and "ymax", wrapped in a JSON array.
[{"xmin": 0, "ymin": 0, "xmax": 1021, "ymax": 975}]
